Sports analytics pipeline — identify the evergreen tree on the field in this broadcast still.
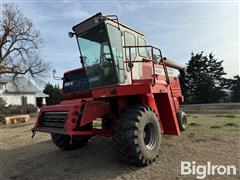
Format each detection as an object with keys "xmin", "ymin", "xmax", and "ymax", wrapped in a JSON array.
[
  {"xmin": 230, "ymin": 75, "xmax": 240, "ymax": 102},
  {"xmin": 43, "ymin": 83, "xmax": 62, "ymax": 105},
  {"xmin": 180, "ymin": 52, "xmax": 227, "ymax": 103}
]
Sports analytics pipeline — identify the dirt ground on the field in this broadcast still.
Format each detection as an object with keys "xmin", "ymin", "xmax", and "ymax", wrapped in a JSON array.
[{"xmin": 0, "ymin": 113, "xmax": 239, "ymax": 180}]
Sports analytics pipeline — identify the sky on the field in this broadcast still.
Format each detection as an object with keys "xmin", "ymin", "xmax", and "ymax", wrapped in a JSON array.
[{"xmin": 1, "ymin": 0, "xmax": 239, "ymax": 87}]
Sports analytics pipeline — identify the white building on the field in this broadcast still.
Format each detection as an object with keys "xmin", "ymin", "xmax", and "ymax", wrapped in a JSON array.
[{"xmin": 0, "ymin": 76, "xmax": 49, "ymax": 107}]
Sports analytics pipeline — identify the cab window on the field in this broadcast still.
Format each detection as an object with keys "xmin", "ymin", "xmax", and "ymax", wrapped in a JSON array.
[
  {"xmin": 124, "ymin": 31, "xmax": 136, "ymax": 61},
  {"xmin": 138, "ymin": 37, "xmax": 148, "ymax": 57}
]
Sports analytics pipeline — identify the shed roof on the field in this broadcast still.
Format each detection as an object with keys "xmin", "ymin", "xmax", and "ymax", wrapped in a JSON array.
[
  {"xmin": 0, "ymin": 76, "xmax": 39, "ymax": 93},
  {"xmin": 36, "ymin": 91, "xmax": 49, "ymax": 98}
]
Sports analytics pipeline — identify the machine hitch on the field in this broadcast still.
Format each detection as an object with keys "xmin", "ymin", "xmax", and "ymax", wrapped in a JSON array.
[{"xmin": 31, "ymin": 128, "xmax": 36, "ymax": 139}]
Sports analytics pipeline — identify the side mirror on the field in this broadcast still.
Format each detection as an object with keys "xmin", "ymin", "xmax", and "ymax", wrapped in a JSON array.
[
  {"xmin": 68, "ymin": 32, "xmax": 75, "ymax": 38},
  {"xmin": 53, "ymin": 69, "xmax": 63, "ymax": 80}
]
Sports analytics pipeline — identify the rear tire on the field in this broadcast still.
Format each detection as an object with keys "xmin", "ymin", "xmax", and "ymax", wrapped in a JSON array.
[
  {"xmin": 177, "ymin": 110, "xmax": 187, "ymax": 131},
  {"xmin": 51, "ymin": 134, "xmax": 88, "ymax": 150},
  {"xmin": 114, "ymin": 105, "xmax": 161, "ymax": 166}
]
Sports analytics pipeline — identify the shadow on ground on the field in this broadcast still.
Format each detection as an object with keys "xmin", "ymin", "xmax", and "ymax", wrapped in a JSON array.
[{"xmin": 1, "ymin": 137, "xmax": 142, "ymax": 180}]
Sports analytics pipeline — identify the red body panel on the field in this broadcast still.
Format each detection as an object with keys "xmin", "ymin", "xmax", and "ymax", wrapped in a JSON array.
[
  {"xmin": 80, "ymin": 101, "xmax": 111, "ymax": 126},
  {"xmin": 62, "ymin": 68, "xmax": 91, "ymax": 100},
  {"xmin": 34, "ymin": 79, "xmax": 182, "ymax": 136},
  {"xmin": 33, "ymin": 46, "xmax": 184, "ymax": 137}
]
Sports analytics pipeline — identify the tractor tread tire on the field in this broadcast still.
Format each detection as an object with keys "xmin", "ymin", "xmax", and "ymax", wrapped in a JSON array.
[
  {"xmin": 177, "ymin": 110, "xmax": 187, "ymax": 131},
  {"xmin": 114, "ymin": 105, "xmax": 161, "ymax": 166},
  {"xmin": 51, "ymin": 134, "xmax": 88, "ymax": 150}
]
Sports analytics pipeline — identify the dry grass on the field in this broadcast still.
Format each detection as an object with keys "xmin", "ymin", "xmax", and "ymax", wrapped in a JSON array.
[{"xmin": 187, "ymin": 113, "xmax": 240, "ymax": 132}]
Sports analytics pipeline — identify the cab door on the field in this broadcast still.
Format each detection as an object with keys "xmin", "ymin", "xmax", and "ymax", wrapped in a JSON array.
[{"xmin": 106, "ymin": 24, "xmax": 125, "ymax": 83}]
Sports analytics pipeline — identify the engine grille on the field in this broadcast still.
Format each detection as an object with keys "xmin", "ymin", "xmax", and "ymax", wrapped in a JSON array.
[{"xmin": 39, "ymin": 111, "xmax": 68, "ymax": 128}]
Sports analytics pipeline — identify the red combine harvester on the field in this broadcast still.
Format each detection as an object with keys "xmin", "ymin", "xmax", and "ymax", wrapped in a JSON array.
[{"xmin": 32, "ymin": 13, "xmax": 188, "ymax": 166}]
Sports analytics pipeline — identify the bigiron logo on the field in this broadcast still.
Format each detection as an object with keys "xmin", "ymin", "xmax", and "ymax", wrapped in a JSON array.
[{"xmin": 181, "ymin": 161, "xmax": 237, "ymax": 179}]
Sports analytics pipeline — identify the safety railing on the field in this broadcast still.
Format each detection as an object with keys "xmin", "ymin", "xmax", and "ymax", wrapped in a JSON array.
[{"xmin": 123, "ymin": 45, "xmax": 170, "ymax": 86}]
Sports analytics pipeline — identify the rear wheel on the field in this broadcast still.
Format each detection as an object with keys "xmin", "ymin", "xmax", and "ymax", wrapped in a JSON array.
[
  {"xmin": 114, "ymin": 105, "xmax": 161, "ymax": 166},
  {"xmin": 177, "ymin": 110, "xmax": 187, "ymax": 131},
  {"xmin": 51, "ymin": 134, "xmax": 88, "ymax": 150}
]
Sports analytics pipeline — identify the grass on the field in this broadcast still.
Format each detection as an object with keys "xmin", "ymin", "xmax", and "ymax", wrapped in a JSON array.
[
  {"xmin": 225, "ymin": 115, "xmax": 237, "ymax": 118},
  {"xmin": 215, "ymin": 115, "xmax": 237, "ymax": 118},
  {"xmin": 210, "ymin": 125, "xmax": 221, "ymax": 129},
  {"xmin": 224, "ymin": 122, "xmax": 238, "ymax": 127},
  {"xmin": 187, "ymin": 113, "xmax": 239, "ymax": 132},
  {"xmin": 189, "ymin": 122, "xmax": 201, "ymax": 127},
  {"xmin": 210, "ymin": 122, "xmax": 239, "ymax": 131},
  {"xmin": 221, "ymin": 127, "xmax": 240, "ymax": 132}
]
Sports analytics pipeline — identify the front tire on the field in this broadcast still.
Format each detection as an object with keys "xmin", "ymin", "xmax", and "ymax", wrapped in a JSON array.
[
  {"xmin": 114, "ymin": 105, "xmax": 161, "ymax": 166},
  {"xmin": 51, "ymin": 134, "xmax": 88, "ymax": 150}
]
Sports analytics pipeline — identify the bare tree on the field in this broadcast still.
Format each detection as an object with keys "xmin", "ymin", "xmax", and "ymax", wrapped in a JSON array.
[{"xmin": 0, "ymin": 3, "xmax": 50, "ymax": 81}]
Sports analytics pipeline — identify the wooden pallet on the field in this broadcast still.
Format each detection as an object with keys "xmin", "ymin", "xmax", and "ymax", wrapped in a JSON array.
[{"xmin": 4, "ymin": 115, "xmax": 30, "ymax": 125}]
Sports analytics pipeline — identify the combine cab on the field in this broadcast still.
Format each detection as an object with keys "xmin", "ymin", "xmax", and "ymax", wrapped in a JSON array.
[{"xmin": 32, "ymin": 13, "xmax": 187, "ymax": 165}]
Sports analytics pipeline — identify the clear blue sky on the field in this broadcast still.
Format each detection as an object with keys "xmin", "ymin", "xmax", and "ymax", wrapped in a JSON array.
[{"xmin": 2, "ymin": 0, "xmax": 239, "ymax": 86}]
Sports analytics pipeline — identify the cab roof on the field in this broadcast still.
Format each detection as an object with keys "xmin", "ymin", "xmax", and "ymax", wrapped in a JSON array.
[{"xmin": 72, "ymin": 12, "xmax": 145, "ymax": 37}]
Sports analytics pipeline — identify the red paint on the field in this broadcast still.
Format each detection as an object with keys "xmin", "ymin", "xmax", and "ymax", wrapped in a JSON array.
[
  {"xmin": 80, "ymin": 101, "xmax": 111, "ymax": 126},
  {"xmin": 33, "ymin": 45, "xmax": 184, "ymax": 137}
]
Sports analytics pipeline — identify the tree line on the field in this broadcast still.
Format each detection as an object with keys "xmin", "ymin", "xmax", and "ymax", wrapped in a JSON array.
[{"xmin": 180, "ymin": 52, "xmax": 239, "ymax": 103}]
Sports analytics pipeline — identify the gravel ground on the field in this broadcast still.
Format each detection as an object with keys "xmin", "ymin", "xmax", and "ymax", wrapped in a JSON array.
[{"xmin": 0, "ymin": 113, "xmax": 239, "ymax": 180}]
